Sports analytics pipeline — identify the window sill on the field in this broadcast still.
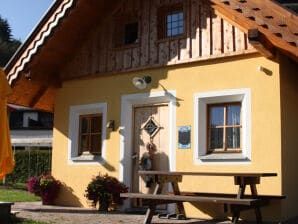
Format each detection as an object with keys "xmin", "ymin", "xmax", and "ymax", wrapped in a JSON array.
[
  {"xmin": 199, "ymin": 153, "xmax": 250, "ymax": 162},
  {"xmin": 71, "ymin": 154, "xmax": 102, "ymax": 162},
  {"xmin": 113, "ymin": 43, "xmax": 140, "ymax": 50},
  {"xmin": 157, "ymin": 34, "xmax": 186, "ymax": 43}
]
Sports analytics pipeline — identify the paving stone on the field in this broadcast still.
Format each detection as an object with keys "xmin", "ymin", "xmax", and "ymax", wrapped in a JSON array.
[{"xmin": 12, "ymin": 202, "xmax": 255, "ymax": 224}]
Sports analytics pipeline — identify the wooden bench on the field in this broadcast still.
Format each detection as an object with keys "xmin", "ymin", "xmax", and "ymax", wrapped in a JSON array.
[
  {"xmin": 0, "ymin": 202, "xmax": 14, "ymax": 222},
  {"xmin": 121, "ymin": 193, "xmax": 263, "ymax": 205},
  {"xmin": 121, "ymin": 192, "xmax": 266, "ymax": 224},
  {"xmin": 123, "ymin": 171, "xmax": 283, "ymax": 224}
]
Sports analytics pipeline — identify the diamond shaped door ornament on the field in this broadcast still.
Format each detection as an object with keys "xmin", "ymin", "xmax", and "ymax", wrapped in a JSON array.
[{"xmin": 142, "ymin": 116, "xmax": 161, "ymax": 137}]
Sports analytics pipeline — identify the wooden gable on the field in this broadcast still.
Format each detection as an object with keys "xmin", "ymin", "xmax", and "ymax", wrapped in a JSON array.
[
  {"xmin": 5, "ymin": 0, "xmax": 297, "ymax": 112},
  {"xmin": 61, "ymin": 0, "xmax": 254, "ymax": 81}
]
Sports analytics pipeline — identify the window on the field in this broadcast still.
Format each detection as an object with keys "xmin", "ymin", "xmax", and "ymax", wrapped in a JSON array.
[
  {"xmin": 68, "ymin": 103, "xmax": 107, "ymax": 163},
  {"xmin": 79, "ymin": 114, "xmax": 102, "ymax": 155},
  {"xmin": 114, "ymin": 18, "xmax": 139, "ymax": 47},
  {"xmin": 124, "ymin": 22, "xmax": 138, "ymax": 45},
  {"xmin": 158, "ymin": 4, "xmax": 185, "ymax": 39},
  {"xmin": 208, "ymin": 103, "xmax": 241, "ymax": 153},
  {"xmin": 23, "ymin": 112, "xmax": 38, "ymax": 128},
  {"xmin": 194, "ymin": 89, "xmax": 251, "ymax": 163},
  {"xmin": 166, "ymin": 11, "xmax": 184, "ymax": 37}
]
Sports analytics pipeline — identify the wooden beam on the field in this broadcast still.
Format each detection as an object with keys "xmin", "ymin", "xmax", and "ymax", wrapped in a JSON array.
[
  {"xmin": 248, "ymin": 29, "xmax": 274, "ymax": 58},
  {"xmin": 210, "ymin": 0, "xmax": 298, "ymax": 62},
  {"xmin": 28, "ymin": 86, "xmax": 49, "ymax": 108}
]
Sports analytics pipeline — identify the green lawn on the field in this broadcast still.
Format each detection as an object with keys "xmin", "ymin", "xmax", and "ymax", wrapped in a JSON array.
[
  {"xmin": 0, "ymin": 188, "xmax": 47, "ymax": 223},
  {"xmin": 17, "ymin": 220, "xmax": 50, "ymax": 224},
  {"xmin": 0, "ymin": 188, "xmax": 40, "ymax": 202}
]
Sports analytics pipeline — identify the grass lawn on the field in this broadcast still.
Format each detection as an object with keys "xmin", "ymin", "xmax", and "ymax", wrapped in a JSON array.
[
  {"xmin": 0, "ymin": 187, "xmax": 47, "ymax": 223},
  {"xmin": 0, "ymin": 188, "xmax": 40, "ymax": 202}
]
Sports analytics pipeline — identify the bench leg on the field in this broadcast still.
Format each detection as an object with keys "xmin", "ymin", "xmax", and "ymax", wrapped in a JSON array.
[
  {"xmin": 254, "ymin": 207, "xmax": 263, "ymax": 224},
  {"xmin": 144, "ymin": 204, "xmax": 156, "ymax": 224},
  {"xmin": 250, "ymin": 184, "xmax": 263, "ymax": 224},
  {"xmin": 171, "ymin": 182, "xmax": 186, "ymax": 217}
]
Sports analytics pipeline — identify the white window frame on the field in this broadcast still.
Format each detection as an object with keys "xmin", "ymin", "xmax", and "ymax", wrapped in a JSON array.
[
  {"xmin": 194, "ymin": 88, "xmax": 251, "ymax": 164},
  {"xmin": 68, "ymin": 103, "xmax": 107, "ymax": 164}
]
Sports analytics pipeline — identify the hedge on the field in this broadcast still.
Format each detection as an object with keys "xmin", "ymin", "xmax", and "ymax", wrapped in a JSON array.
[{"xmin": 5, "ymin": 149, "xmax": 52, "ymax": 184}]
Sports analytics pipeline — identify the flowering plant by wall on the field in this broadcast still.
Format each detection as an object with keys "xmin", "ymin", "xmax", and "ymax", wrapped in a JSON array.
[
  {"xmin": 85, "ymin": 173, "xmax": 128, "ymax": 211},
  {"xmin": 27, "ymin": 174, "xmax": 61, "ymax": 205}
]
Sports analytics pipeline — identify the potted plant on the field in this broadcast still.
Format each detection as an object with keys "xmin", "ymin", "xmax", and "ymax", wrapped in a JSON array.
[
  {"xmin": 85, "ymin": 173, "xmax": 128, "ymax": 211},
  {"xmin": 27, "ymin": 174, "xmax": 61, "ymax": 205}
]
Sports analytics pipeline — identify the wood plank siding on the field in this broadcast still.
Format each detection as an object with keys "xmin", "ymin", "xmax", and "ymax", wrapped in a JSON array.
[{"xmin": 61, "ymin": 0, "xmax": 253, "ymax": 80}]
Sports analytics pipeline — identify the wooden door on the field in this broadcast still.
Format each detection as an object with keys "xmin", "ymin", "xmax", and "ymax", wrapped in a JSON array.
[{"xmin": 131, "ymin": 104, "xmax": 169, "ymax": 207}]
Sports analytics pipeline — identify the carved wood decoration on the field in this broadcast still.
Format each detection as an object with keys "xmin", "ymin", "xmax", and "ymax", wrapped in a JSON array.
[{"xmin": 61, "ymin": 0, "xmax": 253, "ymax": 80}]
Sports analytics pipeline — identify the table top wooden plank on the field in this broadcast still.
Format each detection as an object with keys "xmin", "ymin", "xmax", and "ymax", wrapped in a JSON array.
[{"xmin": 138, "ymin": 170, "xmax": 277, "ymax": 177}]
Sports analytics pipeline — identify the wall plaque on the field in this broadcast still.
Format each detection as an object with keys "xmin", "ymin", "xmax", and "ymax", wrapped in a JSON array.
[{"xmin": 178, "ymin": 126, "xmax": 191, "ymax": 149}]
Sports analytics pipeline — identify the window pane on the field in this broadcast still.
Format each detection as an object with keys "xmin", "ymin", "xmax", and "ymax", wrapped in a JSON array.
[
  {"xmin": 178, "ymin": 27, "xmax": 184, "ymax": 34},
  {"xmin": 167, "ymin": 15, "xmax": 172, "ymax": 23},
  {"xmin": 209, "ymin": 128, "xmax": 223, "ymax": 149},
  {"xmin": 80, "ymin": 135, "xmax": 89, "ymax": 153},
  {"xmin": 80, "ymin": 117, "xmax": 88, "ymax": 134},
  {"xmin": 227, "ymin": 105, "xmax": 241, "ymax": 125},
  {"xmin": 172, "ymin": 28, "xmax": 178, "ymax": 36},
  {"xmin": 226, "ymin": 127, "xmax": 240, "ymax": 148},
  {"xmin": 91, "ymin": 116, "xmax": 102, "ymax": 133},
  {"xmin": 165, "ymin": 11, "xmax": 184, "ymax": 37},
  {"xmin": 90, "ymin": 134, "xmax": 101, "ymax": 154},
  {"xmin": 209, "ymin": 106, "xmax": 224, "ymax": 126},
  {"xmin": 172, "ymin": 21, "xmax": 178, "ymax": 28},
  {"xmin": 172, "ymin": 13, "xmax": 178, "ymax": 22},
  {"xmin": 167, "ymin": 29, "xmax": 172, "ymax": 36},
  {"xmin": 178, "ymin": 12, "xmax": 183, "ymax": 20},
  {"xmin": 124, "ymin": 22, "xmax": 138, "ymax": 45}
]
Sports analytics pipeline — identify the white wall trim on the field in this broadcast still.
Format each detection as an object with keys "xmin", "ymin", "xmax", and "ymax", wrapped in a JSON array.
[
  {"xmin": 67, "ymin": 103, "xmax": 107, "ymax": 165},
  {"xmin": 119, "ymin": 90, "xmax": 177, "ymax": 194},
  {"xmin": 194, "ymin": 88, "xmax": 251, "ymax": 165}
]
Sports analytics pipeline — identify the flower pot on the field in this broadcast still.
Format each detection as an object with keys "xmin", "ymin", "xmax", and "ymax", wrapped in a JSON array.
[
  {"xmin": 42, "ymin": 198, "xmax": 54, "ymax": 205},
  {"xmin": 98, "ymin": 201, "xmax": 110, "ymax": 212}
]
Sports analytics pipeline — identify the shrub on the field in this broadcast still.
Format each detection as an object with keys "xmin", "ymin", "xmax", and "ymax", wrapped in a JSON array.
[
  {"xmin": 27, "ymin": 174, "xmax": 61, "ymax": 205},
  {"xmin": 85, "ymin": 173, "xmax": 128, "ymax": 211},
  {"xmin": 6, "ymin": 149, "xmax": 51, "ymax": 184}
]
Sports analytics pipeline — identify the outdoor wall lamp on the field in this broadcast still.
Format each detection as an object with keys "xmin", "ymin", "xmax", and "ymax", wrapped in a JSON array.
[
  {"xmin": 132, "ymin": 76, "xmax": 152, "ymax": 89},
  {"xmin": 258, "ymin": 65, "xmax": 272, "ymax": 76},
  {"xmin": 106, "ymin": 120, "xmax": 115, "ymax": 131}
]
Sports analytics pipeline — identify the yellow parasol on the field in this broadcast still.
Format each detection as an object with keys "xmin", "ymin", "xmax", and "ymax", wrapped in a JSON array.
[{"xmin": 0, "ymin": 68, "xmax": 15, "ymax": 180}]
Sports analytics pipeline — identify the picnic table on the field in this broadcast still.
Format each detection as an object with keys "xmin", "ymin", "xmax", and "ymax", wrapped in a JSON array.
[{"xmin": 121, "ymin": 171, "xmax": 284, "ymax": 224}]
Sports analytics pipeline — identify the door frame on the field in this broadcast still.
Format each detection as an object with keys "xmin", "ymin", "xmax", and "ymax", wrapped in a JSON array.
[{"xmin": 119, "ymin": 90, "xmax": 177, "ymax": 209}]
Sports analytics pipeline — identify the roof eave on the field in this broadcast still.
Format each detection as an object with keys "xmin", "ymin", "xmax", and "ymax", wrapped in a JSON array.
[{"xmin": 4, "ymin": 0, "xmax": 62, "ymax": 75}]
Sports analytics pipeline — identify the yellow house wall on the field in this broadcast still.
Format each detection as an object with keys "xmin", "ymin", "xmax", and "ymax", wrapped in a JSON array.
[{"xmin": 52, "ymin": 55, "xmax": 283, "ymax": 220}]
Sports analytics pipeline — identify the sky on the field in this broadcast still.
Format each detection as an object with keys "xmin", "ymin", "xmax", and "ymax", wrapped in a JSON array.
[{"xmin": 0, "ymin": 0, "xmax": 54, "ymax": 42}]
